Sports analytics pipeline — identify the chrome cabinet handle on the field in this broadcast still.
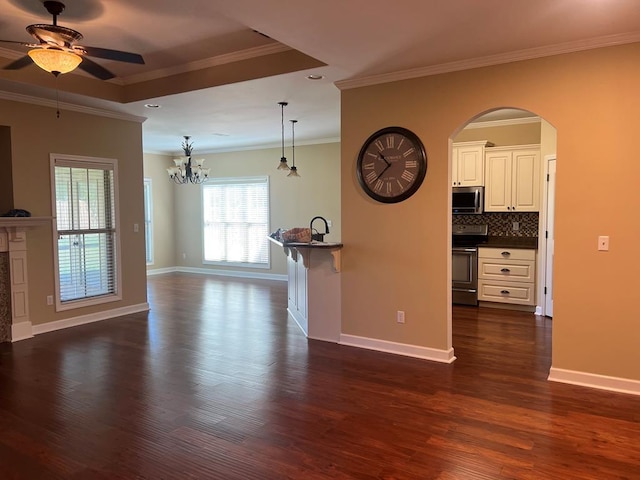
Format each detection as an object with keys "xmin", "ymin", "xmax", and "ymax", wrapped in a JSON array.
[{"xmin": 501, "ymin": 268, "xmax": 510, "ymax": 272}]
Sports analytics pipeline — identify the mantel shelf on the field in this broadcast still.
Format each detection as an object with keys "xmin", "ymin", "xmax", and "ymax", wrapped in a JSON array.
[{"xmin": 0, "ymin": 217, "xmax": 53, "ymax": 229}]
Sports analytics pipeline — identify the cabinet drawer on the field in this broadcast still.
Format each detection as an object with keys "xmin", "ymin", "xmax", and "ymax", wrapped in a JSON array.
[
  {"xmin": 478, "ymin": 258, "xmax": 535, "ymax": 283},
  {"xmin": 478, "ymin": 247, "xmax": 535, "ymax": 261},
  {"xmin": 478, "ymin": 280, "xmax": 535, "ymax": 305}
]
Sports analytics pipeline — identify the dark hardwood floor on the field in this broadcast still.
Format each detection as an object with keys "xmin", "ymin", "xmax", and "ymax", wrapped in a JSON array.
[{"xmin": 1, "ymin": 273, "xmax": 639, "ymax": 479}]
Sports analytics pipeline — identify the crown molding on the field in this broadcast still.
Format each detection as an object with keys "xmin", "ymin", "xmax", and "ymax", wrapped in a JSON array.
[
  {"xmin": 0, "ymin": 90, "xmax": 146, "ymax": 123},
  {"xmin": 1, "ymin": 43, "xmax": 292, "ymax": 86},
  {"xmin": 144, "ymin": 136, "xmax": 341, "ymax": 156},
  {"xmin": 121, "ymin": 43, "xmax": 292, "ymax": 85},
  {"xmin": 466, "ymin": 116, "xmax": 541, "ymax": 129},
  {"xmin": 336, "ymin": 31, "xmax": 640, "ymax": 90}
]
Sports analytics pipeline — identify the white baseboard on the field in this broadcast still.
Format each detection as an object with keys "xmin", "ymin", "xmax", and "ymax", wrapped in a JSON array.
[
  {"xmin": 340, "ymin": 334, "xmax": 456, "ymax": 364},
  {"xmin": 11, "ymin": 321, "xmax": 34, "ymax": 342},
  {"xmin": 147, "ymin": 267, "xmax": 178, "ymax": 276},
  {"xmin": 176, "ymin": 266, "xmax": 287, "ymax": 282},
  {"xmin": 548, "ymin": 367, "xmax": 640, "ymax": 396},
  {"xmin": 31, "ymin": 303, "xmax": 150, "ymax": 337}
]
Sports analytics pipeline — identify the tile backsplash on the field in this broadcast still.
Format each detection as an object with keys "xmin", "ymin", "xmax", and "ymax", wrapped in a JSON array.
[{"xmin": 453, "ymin": 212, "xmax": 539, "ymax": 237}]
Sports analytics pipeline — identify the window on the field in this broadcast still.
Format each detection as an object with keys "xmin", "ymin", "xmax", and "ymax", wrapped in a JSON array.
[
  {"xmin": 51, "ymin": 154, "xmax": 121, "ymax": 310},
  {"xmin": 143, "ymin": 178, "xmax": 153, "ymax": 265},
  {"xmin": 202, "ymin": 176, "xmax": 270, "ymax": 268}
]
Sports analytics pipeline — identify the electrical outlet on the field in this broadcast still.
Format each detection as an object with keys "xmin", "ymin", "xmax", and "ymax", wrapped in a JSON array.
[
  {"xmin": 512, "ymin": 221, "xmax": 519, "ymax": 231},
  {"xmin": 598, "ymin": 235, "xmax": 609, "ymax": 251},
  {"xmin": 46, "ymin": 295, "xmax": 53, "ymax": 305},
  {"xmin": 327, "ymin": 220, "xmax": 333, "ymax": 228},
  {"xmin": 397, "ymin": 310, "xmax": 405, "ymax": 324},
  {"xmin": 133, "ymin": 223, "xmax": 139, "ymax": 233},
  {"xmin": 182, "ymin": 252, "xmax": 187, "ymax": 259}
]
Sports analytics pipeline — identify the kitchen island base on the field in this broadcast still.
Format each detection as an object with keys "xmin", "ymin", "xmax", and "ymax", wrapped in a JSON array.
[{"xmin": 270, "ymin": 238, "xmax": 343, "ymax": 343}]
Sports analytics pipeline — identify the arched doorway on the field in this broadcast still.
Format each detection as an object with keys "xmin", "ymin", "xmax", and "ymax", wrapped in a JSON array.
[{"xmin": 449, "ymin": 107, "xmax": 557, "ymax": 356}]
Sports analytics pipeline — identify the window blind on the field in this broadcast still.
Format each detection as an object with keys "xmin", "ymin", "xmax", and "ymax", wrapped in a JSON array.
[
  {"xmin": 54, "ymin": 162, "xmax": 117, "ymax": 303},
  {"xmin": 202, "ymin": 177, "xmax": 269, "ymax": 266},
  {"xmin": 143, "ymin": 178, "xmax": 153, "ymax": 265}
]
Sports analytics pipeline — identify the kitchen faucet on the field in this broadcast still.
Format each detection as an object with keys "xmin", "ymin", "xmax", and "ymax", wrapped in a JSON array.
[{"xmin": 310, "ymin": 216, "xmax": 330, "ymax": 242}]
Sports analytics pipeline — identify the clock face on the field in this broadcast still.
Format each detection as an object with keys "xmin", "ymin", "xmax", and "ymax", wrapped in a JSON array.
[{"xmin": 356, "ymin": 126, "xmax": 427, "ymax": 203}]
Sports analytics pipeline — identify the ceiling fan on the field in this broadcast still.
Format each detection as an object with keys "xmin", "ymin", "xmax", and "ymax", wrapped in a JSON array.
[{"xmin": 0, "ymin": 1, "xmax": 144, "ymax": 80}]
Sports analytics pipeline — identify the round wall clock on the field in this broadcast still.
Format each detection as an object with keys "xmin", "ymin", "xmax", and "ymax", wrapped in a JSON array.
[{"xmin": 356, "ymin": 126, "xmax": 427, "ymax": 203}]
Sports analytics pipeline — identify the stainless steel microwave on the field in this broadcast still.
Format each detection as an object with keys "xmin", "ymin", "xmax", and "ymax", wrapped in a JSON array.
[{"xmin": 452, "ymin": 186, "xmax": 484, "ymax": 214}]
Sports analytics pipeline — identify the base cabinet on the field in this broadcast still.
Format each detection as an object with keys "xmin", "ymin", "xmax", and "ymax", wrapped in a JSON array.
[
  {"xmin": 478, "ymin": 247, "xmax": 536, "ymax": 306},
  {"xmin": 285, "ymin": 245, "xmax": 341, "ymax": 342}
]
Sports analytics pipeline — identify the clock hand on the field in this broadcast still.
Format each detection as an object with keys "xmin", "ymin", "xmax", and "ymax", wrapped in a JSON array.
[
  {"xmin": 379, "ymin": 153, "xmax": 391, "ymax": 167},
  {"xmin": 375, "ymin": 163, "xmax": 391, "ymax": 181}
]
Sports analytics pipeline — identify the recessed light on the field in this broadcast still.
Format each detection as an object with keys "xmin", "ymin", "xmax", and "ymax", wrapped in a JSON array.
[
  {"xmin": 306, "ymin": 74, "xmax": 324, "ymax": 81},
  {"xmin": 145, "ymin": 104, "xmax": 161, "ymax": 109}
]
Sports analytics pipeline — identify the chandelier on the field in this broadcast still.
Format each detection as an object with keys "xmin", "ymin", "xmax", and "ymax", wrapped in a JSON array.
[{"xmin": 166, "ymin": 136, "xmax": 209, "ymax": 184}]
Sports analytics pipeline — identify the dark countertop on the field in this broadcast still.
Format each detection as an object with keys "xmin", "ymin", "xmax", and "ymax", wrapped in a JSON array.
[
  {"xmin": 267, "ymin": 236, "xmax": 343, "ymax": 249},
  {"xmin": 483, "ymin": 236, "xmax": 538, "ymax": 249}
]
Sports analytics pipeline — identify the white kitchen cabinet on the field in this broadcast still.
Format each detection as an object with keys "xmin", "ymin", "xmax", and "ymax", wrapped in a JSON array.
[
  {"xmin": 485, "ymin": 146, "xmax": 541, "ymax": 212},
  {"xmin": 452, "ymin": 140, "xmax": 494, "ymax": 187},
  {"xmin": 478, "ymin": 247, "xmax": 536, "ymax": 306}
]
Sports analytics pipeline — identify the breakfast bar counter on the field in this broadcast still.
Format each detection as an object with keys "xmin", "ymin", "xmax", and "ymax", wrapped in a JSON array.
[{"xmin": 268, "ymin": 236, "xmax": 343, "ymax": 343}]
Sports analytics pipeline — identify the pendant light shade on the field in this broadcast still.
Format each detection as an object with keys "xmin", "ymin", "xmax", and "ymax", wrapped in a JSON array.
[
  {"xmin": 28, "ymin": 48, "xmax": 82, "ymax": 76},
  {"xmin": 287, "ymin": 119, "xmax": 300, "ymax": 178},
  {"xmin": 277, "ymin": 102, "xmax": 290, "ymax": 171}
]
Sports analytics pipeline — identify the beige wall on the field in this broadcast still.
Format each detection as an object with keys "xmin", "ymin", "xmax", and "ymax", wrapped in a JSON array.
[
  {"xmin": 341, "ymin": 43, "xmax": 640, "ymax": 381},
  {"xmin": 145, "ymin": 142, "xmax": 341, "ymax": 276},
  {"xmin": 143, "ymin": 153, "xmax": 176, "ymax": 270},
  {"xmin": 454, "ymin": 121, "xmax": 541, "ymax": 145},
  {"xmin": 0, "ymin": 126, "xmax": 13, "ymax": 212},
  {"xmin": 0, "ymin": 99, "xmax": 147, "ymax": 326}
]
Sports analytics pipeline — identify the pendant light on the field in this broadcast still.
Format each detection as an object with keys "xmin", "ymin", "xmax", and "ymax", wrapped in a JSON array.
[
  {"xmin": 277, "ymin": 102, "xmax": 290, "ymax": 171},
  {"xmin": 287, "ymin": 119, "xmax": 300, "ymax": 178}
]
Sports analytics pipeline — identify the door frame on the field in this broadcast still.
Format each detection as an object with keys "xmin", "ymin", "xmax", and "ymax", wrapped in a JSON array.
[{"xmin": 536, "ymin": 154, "xmax": 556, "ymax": 317}]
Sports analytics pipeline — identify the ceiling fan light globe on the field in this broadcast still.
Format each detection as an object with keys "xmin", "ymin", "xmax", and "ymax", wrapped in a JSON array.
[{"xmin": 28, "ymin": 48, "xmax": 82, "ymax": 75}]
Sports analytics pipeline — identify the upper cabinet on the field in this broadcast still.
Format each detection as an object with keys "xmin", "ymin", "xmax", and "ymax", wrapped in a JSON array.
[
  {"xmin": 485, "ymin": 145, "xmax": 541, "ymax": 212},
  {"xmin": 452, "ymin": 140, "xmax": 494, "ymax": 187}
]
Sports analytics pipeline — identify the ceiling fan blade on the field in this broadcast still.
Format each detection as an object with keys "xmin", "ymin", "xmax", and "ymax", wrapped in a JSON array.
[
  {"xmin": 3, "ymin": 55, "xmax": 34, "ymax": 70},
  {"xmin": 0, "ymin": 39, "xmax": 36, "ymax": 48},
  {"xmin": 77, "ymin": 56, "xmax": 115, "ymax": 80},
  {"xmin": 79, "ymin": 45, "xmax": 144, "ymax": 65}
]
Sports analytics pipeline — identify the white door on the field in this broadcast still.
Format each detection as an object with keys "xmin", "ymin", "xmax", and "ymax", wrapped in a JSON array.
[{"xmin": 544, "ymin": 158, "xmax": 556, "ymax": 317}]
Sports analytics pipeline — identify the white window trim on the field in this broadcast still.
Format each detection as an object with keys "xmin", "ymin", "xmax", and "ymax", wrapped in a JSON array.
[
  {"xmin": 50, "ymin": 153, "xmax": 123, "ymax": 312},
  {"xmin": 201, "ymin": 176, "xmax": 271, "ymax": 269},
  {"xmin": 144, "ymin": 177, "xmax": 154, "ymax": 266}
]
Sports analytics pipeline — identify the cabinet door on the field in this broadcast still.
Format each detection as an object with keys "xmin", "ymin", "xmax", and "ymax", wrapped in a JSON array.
[
  {"xmin": 287, "ymin": 254, "xmax": 296, "ymax": 305},
  {"xmin": 452, "ymin": 146, "xmax": 459, "ymax": 187},
  {"xmin": 484, "ymin": 151, "xmax": 512, "ymax": 211},
  {"xmin": 512, "ymin": 149, "xmax": 541, "ymax": 212},
  {"xmin": 457, "ymin": 145, "xmax": 484, "ymax": 186}
]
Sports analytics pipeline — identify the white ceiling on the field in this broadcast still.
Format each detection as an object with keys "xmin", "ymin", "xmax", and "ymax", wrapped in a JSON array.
[{"xmin": 2, "ymin": 0, "xmax": 640, "ymax": 155}]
